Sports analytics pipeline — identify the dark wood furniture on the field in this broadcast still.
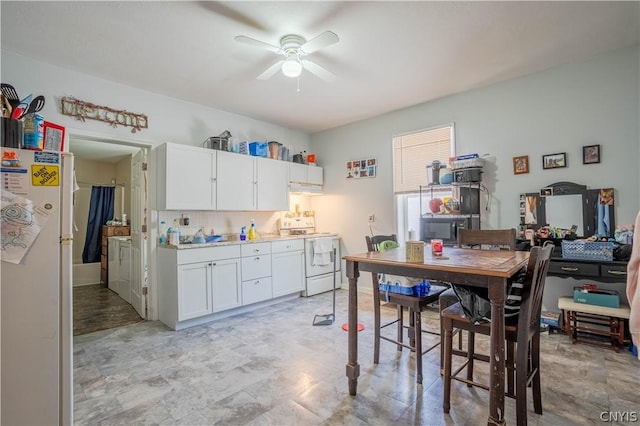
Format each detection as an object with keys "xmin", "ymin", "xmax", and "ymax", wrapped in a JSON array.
[
  {"xmin": 441, "ymin": 243, "xmax": 553, "ymax": 426},
  {"xmin": 438, "ymin": 228, "xmax": 518, "ymax": 367},
  {"xmin": 365, "ymin": 234, "xmax": 447, "ymax": 384},
  {"xmin": 100, "ymin": 225, "xmax": 130, "ymax": 286},
  {"xmin": 558, "ymin": 297, "xmax": 631, "ymax": 352},
  {"xmin": 344, "ymin": 247, "xmax": 530, "ymax": 426}
]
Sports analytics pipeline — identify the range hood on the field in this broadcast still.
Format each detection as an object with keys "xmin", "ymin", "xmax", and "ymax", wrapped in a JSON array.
[{"xmin": 289, "ymin": 183, "xmax": 323, "ymax": 195}]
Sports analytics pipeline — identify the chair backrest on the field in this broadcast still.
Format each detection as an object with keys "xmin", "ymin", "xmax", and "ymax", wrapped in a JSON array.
[
  {"xmin": 457, "ymin": 229, "xmax": 517, "ymax": 250},
  {"xmin": 517, "ymin": 242, "xmax": 554, "ymax": 337},
  {"xmin": 366, "ymin": 234, "xmax": 397, "ymax": 252}
]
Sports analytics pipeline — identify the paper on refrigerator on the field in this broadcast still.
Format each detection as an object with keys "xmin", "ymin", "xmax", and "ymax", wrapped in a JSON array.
[{"xmin": 1, "ymin": 190, "xmax": 54, "ymax": 264}]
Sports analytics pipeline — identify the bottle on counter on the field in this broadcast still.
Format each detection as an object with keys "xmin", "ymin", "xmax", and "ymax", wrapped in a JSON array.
[
  {"xmin": 159, "ymin": 221, "xmax": 167, "ymax": 245},
  {"xmin": 240, "ymin": 226, "xmax": 247, "ymax": 241},
  {"xmin": 248, "ymin": 219, "xmax": 256, "ymax": 240},
  {"xmin": 170, "ymin": 219, "xmax": 181, "ymax": 245}
]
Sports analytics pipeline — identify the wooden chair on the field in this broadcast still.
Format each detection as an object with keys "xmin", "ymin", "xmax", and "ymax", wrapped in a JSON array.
[
  {"xmin": 441, "ymin": 242, "xmax": 553, "ymax": 426},
  {"xmin": 365, "ymin": 235, "xmax": 448, "ymax": 384},
  {"xmin": 438, "ymin": 228, "xmax": 517, "ymax": 368}
]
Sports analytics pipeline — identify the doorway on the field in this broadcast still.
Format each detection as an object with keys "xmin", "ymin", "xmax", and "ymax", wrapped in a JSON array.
[{"xmin": 69, "ymin": 135, "xmax": 150, "ymax": 335}]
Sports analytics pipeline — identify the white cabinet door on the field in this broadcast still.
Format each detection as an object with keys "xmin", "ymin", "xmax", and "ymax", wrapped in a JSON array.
[
  {"xmin": 119, "ymin": 242, "xmax": 132, "ymax": 304},
  {"xmin": 289, "ymin": 163, "xmax": 307, "ymax": 183},
  {"xmin": 177, "ymin": 262, "xmax": 213, "ymax": 321},
  {"xmin": 288, "ymin": 162, "xmax": 323, "ymax": 186},
  {"xmin": 307, "ymin": 166, "xmax": 323, "ymax": 185},
  {"xmin": 157, "ymin": 143, "xmax": 216, "ymax": 210},
  {"xmin": 216, "ymin": 151, "xmax": 255, "ymax": 211},
  {"xmin": 272, "ymin": 250, "xmax": 305, "ymax": 297},
  {"xmin": 256, "ymin": 158, "xmax": 288, "ymax": 211},
  {"xmin": 211, "ymin": 257, "xmax": 242, "ymax": 312}
]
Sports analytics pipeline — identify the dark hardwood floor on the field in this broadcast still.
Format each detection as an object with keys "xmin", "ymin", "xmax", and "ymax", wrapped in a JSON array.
[{"xmin": 73, "ymin": 284, "xmax": 142, "ymax": 336}]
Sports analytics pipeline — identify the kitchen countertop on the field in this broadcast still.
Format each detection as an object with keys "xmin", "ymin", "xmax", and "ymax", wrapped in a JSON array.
[{"xmin": 159, "ymin": 233, "xmax": 339, "ymax": 250}]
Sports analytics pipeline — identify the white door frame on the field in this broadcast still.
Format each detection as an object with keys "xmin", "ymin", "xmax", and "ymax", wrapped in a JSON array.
[{"xmin": 67, "ymin": 128, "xmax": 156, "ymax": 320}]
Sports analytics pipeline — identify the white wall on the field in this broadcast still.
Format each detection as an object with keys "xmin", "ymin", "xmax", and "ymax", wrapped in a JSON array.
[
  {"xmin": 310, "ymin": 47, "xmax": 640, "ymax": 261},
  {"xmin": 1, "ymin": 50, "xmax": 311, "ymax": 151}
]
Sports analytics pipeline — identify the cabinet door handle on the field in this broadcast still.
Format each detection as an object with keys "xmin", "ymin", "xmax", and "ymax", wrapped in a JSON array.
[
  {"xmin": 255, "ymin": 257, "xmax": 260, "ymax": 261},
  {"xmin": 606, "ymin": 270, "xmax": 626, "ymax": 275},
  {"xmin": 561, "ymin": 267, "xmax": 579, "ymax": 272}
]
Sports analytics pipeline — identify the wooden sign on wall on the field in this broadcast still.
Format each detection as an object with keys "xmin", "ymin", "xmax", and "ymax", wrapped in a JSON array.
[{"xmin": 60, "ymin": 96, "xmax": 148, "ymax": 133}]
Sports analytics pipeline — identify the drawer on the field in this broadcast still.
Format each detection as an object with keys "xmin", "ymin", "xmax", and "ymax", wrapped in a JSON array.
[
  {"xmin": 241, "ymin": 254, "xmax": 272, "ymax": 281},
  {"xmin": 177, "ymin": 245, "xmax": 241, "ymax": 265},
  {"xmin": 242, "ymin": 277, "xmax": 272, "ymax": 305},
  {"xmin": 271, "ymin": 239, "xmax": 304, "ymax": 253},
  {"xmin": 103, "ymin": 226, "xmax": 130, "ymax": 236},
  {"xmin": 241, "ymin": 242, "xmax": 271, "ymax": 257},
  {"xmin": 549, "ymin": 260, "xmax": 599, "ymax": 277},
  {"xmin": 600, "ymin": 264, "xmax": 628, "ymax": 281}
]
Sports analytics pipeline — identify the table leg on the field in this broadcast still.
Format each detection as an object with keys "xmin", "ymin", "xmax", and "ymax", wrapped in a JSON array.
[
  {"xmin": 487, "ymin": 277, "xmax": 506, "ymax": 426},
  {"xmin": 346, "ymin": 260, "xmax": 360, "ymax": 396}
]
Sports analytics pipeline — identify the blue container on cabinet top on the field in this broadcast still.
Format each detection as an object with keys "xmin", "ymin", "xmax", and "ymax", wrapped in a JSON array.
[{"xmin": 249, "ymin": 142, "xmax": 267, "ymax": 157}]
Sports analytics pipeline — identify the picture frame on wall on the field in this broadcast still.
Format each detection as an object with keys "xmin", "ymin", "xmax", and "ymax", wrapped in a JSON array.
[
  {"xmin": 346, "ymin": 158, "xmax": 376, "ymax": 179},
  {"xmin": 542, "ymin": 152, "xmax": 567, "ymax": 169},
  {"xmin": 583, "ymin": 144, "xmax": 600, "ymax": 164},
  {"xmin": 512, "ymin": 155, "xmax": 529, "ymax": 175}
]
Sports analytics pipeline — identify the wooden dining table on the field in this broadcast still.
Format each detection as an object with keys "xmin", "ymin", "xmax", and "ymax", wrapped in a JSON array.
[{"xmin": 344, "ymin": 246, "xmax": 530, "ymax": 426}]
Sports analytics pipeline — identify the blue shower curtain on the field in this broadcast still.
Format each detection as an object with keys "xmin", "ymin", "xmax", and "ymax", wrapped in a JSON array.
[{"xmin": 82, "ymin": 186, "xmax": 115, "ymax": 263}]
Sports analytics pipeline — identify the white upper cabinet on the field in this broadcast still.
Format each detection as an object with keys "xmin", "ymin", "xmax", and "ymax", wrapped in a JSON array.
[
  {"xmin": 289, "ymin": 163, "xmax": 323, "ymax": 186},
  {"xmin": 256, "ymin": 157, "xmax": 289, "ymax": 211},
  {"xmin": 157, "ymin": 143, "xmax": 216, "ymax": 210},
  {"xmin": 307, "ymin": 166, "xmax": 323, "ymax": 185},
  {"xmin": 216, "ymin": 150, "xmax": 256, "ymax": 211}
]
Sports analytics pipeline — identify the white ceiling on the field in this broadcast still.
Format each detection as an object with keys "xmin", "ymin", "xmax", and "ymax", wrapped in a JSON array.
[{"xmin": 2, "ymin": 1, "xmax": 639, "ymax": 139}]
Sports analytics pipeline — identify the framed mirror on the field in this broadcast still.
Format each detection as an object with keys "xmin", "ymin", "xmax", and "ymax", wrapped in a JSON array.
[{"xmin": 519, "ymin": 182, "xmax": 616, "ymax": 238}]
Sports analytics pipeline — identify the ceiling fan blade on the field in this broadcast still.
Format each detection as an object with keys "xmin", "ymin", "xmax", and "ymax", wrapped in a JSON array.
[
  {"xmin": 235, "ymin": 35, "xmax": 281, "ymax": 54},
  {"xmin": 300, "ymin": 31, "xmax": 339, "ymax": 54},
  {"xmin": 257, "ymin": 60, "xmax": 284, "ymax": 80},
  {"xmin": 301, "ymin": 59, "xmax": 336, "ymax": 82}
]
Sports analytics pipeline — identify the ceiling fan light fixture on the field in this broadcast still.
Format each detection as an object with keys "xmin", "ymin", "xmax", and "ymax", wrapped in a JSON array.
[{"xmin": 281, "ymin": 57, "xmax": 302, "ymax": 78}]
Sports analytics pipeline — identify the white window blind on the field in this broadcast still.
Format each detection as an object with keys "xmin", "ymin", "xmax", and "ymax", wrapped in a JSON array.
[{"xmin": 393, "ymin": 125, "xmax": 453, "ymax": 194}]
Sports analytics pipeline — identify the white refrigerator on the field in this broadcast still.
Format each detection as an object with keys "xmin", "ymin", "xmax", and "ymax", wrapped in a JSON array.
[{"xmin": 1, "ymin": 147, "xmax": 73, "ymax": 425}]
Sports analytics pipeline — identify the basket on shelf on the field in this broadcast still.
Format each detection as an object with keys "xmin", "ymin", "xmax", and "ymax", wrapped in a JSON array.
[
  {"xmin": 561, "ymin": 241, "xmax": 615, "ymax": 262},
  {"xmin": 450, "ymin": 157, "xmax": 485, "ymax": 170}
]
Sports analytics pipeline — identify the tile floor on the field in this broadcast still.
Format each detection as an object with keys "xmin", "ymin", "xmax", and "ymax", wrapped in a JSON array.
[{"xmin": 73, "ymin": 289, "xmax": 639, "ymax": 425}]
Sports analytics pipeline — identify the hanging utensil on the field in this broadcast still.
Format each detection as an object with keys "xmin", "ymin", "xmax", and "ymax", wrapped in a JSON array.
[
  {"xmin": 0, "ymin": 83, "xmax": 20, "ymax": 109},
  {"xmin": 1, "ymin": 94, "xmax": 12, "ymax": 119},
  {"xmin": 11, "ymin": 94, "xmax": 32, "ymax": 120},
  {"xmin": 18, "ymin": 95, "xmax": 45, "ymax": 119}
]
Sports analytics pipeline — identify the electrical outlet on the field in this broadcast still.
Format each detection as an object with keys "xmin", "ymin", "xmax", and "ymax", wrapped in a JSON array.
[{"xmin": 368, "ymin": 214, "xmax": 375, "ymax": 223}]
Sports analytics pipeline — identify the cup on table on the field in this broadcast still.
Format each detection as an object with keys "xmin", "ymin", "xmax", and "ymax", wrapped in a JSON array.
[{"xmin": 431, "ymin": 239, "xmax": 443, "ymax": 256}]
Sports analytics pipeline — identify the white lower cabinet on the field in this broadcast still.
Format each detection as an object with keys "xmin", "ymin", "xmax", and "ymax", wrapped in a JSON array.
[
  {"xmin": 158, "ymin": 238, "xmax": 307, "ymax": 330},
  {"xmin": 211, "ymin": 258, "xmax": 242, "ymax": 312},
  {"xmin": 177, "ymin": 261, "xmax": 213, "ymax": 321},
  {"xmin": 271, "ymin": 240, "xmax": 305, "ymax": 297},
  {"xmin": 242, "ymin": 277, "xmax": 272, "ymax": 305},
  {"xmin": 241, "ymin": 242, "xmax": 272, "ymax": 305}
]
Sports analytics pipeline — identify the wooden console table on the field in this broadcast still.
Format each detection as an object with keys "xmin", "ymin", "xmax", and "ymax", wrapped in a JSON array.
[{"xmin": 548, "ymin": 257, "xmax": 628, "ymax": 283}]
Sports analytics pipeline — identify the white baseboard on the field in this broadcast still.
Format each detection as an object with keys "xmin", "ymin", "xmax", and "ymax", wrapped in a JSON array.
[{"xmin": 73, "ymin": 262, "xmax": 100, "ymax": 287}]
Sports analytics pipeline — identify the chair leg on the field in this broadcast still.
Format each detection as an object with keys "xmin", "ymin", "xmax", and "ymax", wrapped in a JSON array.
[
  {"xmin": 506, "ymin": 340, "xmax": 515, "ymax": 396},
  {"xmin": 415, "ymin": 310, "xmax": 423, "ymax": 384},
  {"xmin": 515, "ymin": 336, "xmax": 529, "ymax": 426},
  {"xmin": 397, "ymin": 305, "xmax": 404, "ymax": 352},
  {"xmin": 443, "ymin": 318, "xmax": 453, "ymax": 413},
  {"xmin": 373, "ymin": 290, "xmax": 381, "ymax": 364},
  {"xmin": 466, "ymin": 331, "xmax": 475, "ymax": 386},
  {"xmin": 409, "ymin": 308, "xmax": 416, "ymax": 351},
  {"xmin": 531, "ymin": 333, "xmax": 543, "ymax": 415}
]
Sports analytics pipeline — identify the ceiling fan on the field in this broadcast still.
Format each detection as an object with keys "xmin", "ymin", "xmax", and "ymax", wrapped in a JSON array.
[{"xmin": 235, "ymin": 31, "xmax": 339, "ymax": 81}]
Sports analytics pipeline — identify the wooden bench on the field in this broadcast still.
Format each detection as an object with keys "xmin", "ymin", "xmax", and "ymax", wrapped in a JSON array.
[{"xmin": 558, "ymin": 297, "xmax": 631, "ymax": 352}]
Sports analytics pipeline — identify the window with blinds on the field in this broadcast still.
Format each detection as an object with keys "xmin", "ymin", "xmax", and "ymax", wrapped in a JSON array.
[{"xmin": 393, "ymin": 125, "xmax": 453, "ymax": 194}]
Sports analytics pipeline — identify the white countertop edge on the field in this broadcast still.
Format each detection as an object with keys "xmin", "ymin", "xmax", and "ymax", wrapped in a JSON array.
[{"xmin": 159, "ymin": 233, "xmax": 339, "ymax": 250}]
